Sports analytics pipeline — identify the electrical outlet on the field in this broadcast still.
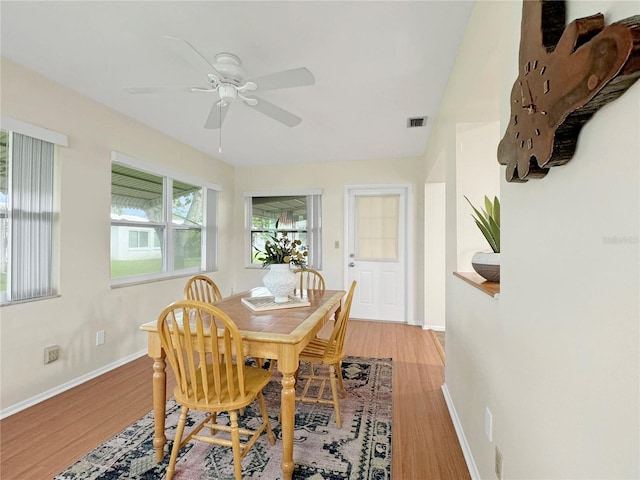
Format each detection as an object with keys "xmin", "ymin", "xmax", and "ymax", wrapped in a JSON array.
[
  {"xmin": 96, "ymin": 330, "xmax": 105, "ymax": 346},
  {"xmin": 44, "ymin": 345, "xmax": 59, "ymax": 364},
  {"xmin": 334, "ymin": 240, "xmax": 340, "ymax": 248},
  {"xmin": 495, "ymin": 446, "xmax": 504, "ymax": 480},
  {"xmin": 485, "ymin": 407, "xmax": 493, "ymax": 441}
]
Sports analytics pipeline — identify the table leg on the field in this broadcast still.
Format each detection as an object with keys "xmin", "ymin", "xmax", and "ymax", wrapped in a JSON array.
[
  {"xmin": 280, "ymin": 366, "xmax": 296, "ymax": 479},
  {"xmin": 152, "ymin": 354, "xmax": 167, "ymax": 462}
]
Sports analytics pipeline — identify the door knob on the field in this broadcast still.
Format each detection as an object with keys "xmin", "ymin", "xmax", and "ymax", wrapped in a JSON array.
[{"xmin": 349, "ymin": 262, "xmax": 355, "ymax": 268}]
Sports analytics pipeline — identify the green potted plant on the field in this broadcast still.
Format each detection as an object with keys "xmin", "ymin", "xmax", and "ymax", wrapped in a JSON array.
[{"xmin": 464, "ymin": 195, "xmax": 500, "ymax": 282}]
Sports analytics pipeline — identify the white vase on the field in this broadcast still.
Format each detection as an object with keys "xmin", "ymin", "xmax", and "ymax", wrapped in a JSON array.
[
  {"xmin": 471, "ymin": 252, "xmax": 500, "ymax": 282},
  {"xmin": 263, "ymin": 263, "xmax": 297, "ymax": 303}
]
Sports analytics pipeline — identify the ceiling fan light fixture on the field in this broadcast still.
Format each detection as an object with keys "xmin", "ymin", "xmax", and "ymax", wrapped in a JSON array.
[{"xmin": 218, "ymin": 84, "xmax": 237, "ymax": 103}]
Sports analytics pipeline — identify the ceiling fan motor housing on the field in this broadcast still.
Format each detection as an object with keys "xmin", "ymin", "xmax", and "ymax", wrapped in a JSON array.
[{"xmin": 214, "ymin": 53, "xmax": 245, "ymax": 85}]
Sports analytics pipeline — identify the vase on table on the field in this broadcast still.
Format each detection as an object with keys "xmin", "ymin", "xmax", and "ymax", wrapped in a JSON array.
[{"xmin": 263, "ymin": 263, "xmax": 297, "ymax": 303}]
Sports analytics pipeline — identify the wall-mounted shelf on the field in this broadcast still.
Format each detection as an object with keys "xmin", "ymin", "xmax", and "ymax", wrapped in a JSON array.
[{"xmin": 453, "ymin": 272, "xmax": 500, "ymax": 298}]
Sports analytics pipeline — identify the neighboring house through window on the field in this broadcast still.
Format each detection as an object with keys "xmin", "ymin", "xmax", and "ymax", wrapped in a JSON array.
[
  {"xmin": 110, "ymin": 152, "xmax": 219, "ymax": 284},
  {"xmin": 245, "ymin": 191, "xmax": 322, "ymax": 269}
]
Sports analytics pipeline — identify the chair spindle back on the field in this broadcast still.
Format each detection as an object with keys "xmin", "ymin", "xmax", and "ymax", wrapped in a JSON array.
[
  {"xmin": 323, "ymin": 281, "xmax": 357, "ymax": 361},
  {"xmin": 293, "ymin": 269, "xmax": 325, "ymax": 295},
  {"xmin": 158, "ymin": 300, "xmax": 247, "ymax": 406},
  {"xmin": 184, "ymin": 275, "xmax": 222, "ymax": 303}
]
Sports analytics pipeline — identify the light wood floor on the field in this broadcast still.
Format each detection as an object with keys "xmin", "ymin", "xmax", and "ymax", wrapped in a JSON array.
[{"xmin": 0, "ymin": 321, "xmax": 469, "ymax": 479}]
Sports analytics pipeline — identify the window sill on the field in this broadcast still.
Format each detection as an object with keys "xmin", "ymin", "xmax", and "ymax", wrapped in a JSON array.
[
  {"xmin": 1, "ymin": 293, "xmax": 61, "ymax": 307},
  {"xmin": 110, "ymin": 270, "xmax": 211, "ymax": 288},
  {"xmin": 453, "ymin": 272, "xmax": 500, "ymax": 298}
]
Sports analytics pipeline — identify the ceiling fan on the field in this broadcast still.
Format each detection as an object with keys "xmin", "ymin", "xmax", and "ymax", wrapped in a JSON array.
[{"xmin": 124, "ymin": 36, "xmax": 315, "ymax": 129}]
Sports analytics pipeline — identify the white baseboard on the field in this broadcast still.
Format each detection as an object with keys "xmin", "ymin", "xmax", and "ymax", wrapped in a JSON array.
[
  {"xmin": 441, "ymin": 383, "xmax": 481, "ymax": 480},
  {"xmin": 0, "ymin": 349, "xmax": 147, "ymax": 419},
  {"xmin": 423, "ymin": 324, "xmax": 445, "ymax": 331}
]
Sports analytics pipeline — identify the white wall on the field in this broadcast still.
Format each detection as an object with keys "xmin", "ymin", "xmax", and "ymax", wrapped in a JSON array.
[
  {"xmin": 424, "ymin": 182, "xmax": 446, "ymax": 330},
  {"xmin": 0, "ymin": 58, "xmax": 235, "ymax": 413},
  {"xmin": 426, "ymin": 1, "xmax": 640, "ymax": 478}
]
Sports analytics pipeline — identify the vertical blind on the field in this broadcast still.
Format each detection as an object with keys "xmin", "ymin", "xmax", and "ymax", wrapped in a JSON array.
[{"xmin": 10, "ymin": 133, "xmax": 54, "ymax": 301}]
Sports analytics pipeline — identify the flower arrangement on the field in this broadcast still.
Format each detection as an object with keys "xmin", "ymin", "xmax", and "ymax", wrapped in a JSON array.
[{"xmin": 254, "ymin": 231, "xmax": 307, "ymax": 268}]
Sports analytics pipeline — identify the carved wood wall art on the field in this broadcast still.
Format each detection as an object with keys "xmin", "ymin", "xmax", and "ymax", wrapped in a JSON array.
[{"xmin": 497, "ymin": 0, "xmax": 640, "ymax": 182}]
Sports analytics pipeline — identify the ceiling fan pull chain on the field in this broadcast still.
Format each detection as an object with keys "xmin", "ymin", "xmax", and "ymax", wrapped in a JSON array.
[{"xmin": 219, "ymin": 105, "xmax": 222, "ymax": 153}]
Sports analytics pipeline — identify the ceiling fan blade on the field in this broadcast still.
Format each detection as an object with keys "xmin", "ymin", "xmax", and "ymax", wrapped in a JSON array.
[
  {"xmin": 247, "ymin": 67, "xmax": 315, "ymax": 92},
  {"xmin": 244, "ymin": 95, "xmax": 302, "ymax": 127},
  {"xmin": 123, "ymin": 86, "xmax": 197, "ymax": 94},
  {"xmin": 161, "ymin": 35, "xmax": 225, "ymax": 80},
  {"xmin": 204, "ymin": 101, "xmax": 230, "ymax": 129}
]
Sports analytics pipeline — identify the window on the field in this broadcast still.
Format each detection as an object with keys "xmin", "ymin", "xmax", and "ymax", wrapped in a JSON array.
[
  {"xmin": 128, "ymin": 230, "xmax": 150, "ymax": 249},
  {"xmin": 246, "ymin": 192, "xmax": 321, "ymax": 269},
  {"xmin": 1, "ymin": 119, "xmax": 67, "ymax": 304},
  {"xmin": 110, "ymin": 152, "xmax": 219, "ymax": 284},
  {"xmin": 354, "ymin": 194, "xmax": 399, "ymax": 260}
]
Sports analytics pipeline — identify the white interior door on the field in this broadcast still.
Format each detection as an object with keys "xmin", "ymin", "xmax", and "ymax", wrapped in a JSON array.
[{"xmin": 345, "ymin": 187, "xmax": 407, "ymax": 322}]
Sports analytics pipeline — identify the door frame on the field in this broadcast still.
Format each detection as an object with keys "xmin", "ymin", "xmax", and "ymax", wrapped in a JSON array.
[{"xmin": 343, "ymin": 184, "xmax": 414, "ymax": 324}]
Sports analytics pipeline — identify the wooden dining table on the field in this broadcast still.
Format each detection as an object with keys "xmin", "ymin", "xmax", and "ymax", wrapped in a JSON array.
[{"xmin": 139, "ymin": 287, "xmax": 345, "ymax": 480}]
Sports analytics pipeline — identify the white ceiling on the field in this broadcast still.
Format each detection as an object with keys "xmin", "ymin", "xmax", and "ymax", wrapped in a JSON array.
[{"xmin": 0, "ymin": 1, "xmax": 475, "ymax": 167}]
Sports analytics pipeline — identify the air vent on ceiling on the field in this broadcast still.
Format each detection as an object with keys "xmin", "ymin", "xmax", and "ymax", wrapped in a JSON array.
[{"xmin": 407, "ymin": 116, "xmax": 428, "ymax": 128}]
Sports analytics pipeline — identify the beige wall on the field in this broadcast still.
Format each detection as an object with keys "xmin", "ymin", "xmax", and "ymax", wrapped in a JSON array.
[
  {"xmin": 0, "ymin": 58, "xmax": 236, "ymax": 412},
  {"xmin": 427, "ymin": 1, "xmax": 639, "ymax": 478}
]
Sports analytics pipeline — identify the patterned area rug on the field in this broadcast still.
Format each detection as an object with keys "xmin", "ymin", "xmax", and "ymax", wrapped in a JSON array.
[{"xmin": 55, "ymin": 356, "xmax": 392, "ymax": 480}]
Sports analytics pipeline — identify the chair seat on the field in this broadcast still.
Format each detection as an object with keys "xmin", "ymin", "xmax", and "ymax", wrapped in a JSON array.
[
  {"xmin": 299, "ymin": 337, "xmax": 328, "ymax": 358},
  {"xmin": 174, "ymin": 364, "xmax": 272, "ymax": 411},
  {"xmin": 300, "ymin": 338, "xmax": 343, "ymax": 364}
]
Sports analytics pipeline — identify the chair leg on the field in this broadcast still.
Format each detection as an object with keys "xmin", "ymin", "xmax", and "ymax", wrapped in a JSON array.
[
  {"xmin": 257, "ymin": 391, "xmax": 276, "ymax": 445},
  {"xmin": 329, "ymin": 365, "xmax": 342, "ymax": 429},
  {"xmin": 336, "ymin": 361, "xmax": 346, "ymax": 398},
  {"xmin": 230, "ymin": 410, "xmax": 242, "ymax": 480},
  {"xmin": 202, "ymin": 412, "xmax": 219, "ymax": 436},
  {"xmin": 167, "ymin": 406, "xmax": 189, "ymax": 480}
]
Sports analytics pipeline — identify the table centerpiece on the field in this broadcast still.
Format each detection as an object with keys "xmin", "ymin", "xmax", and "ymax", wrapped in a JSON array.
[{"xmin": 254, "ymin": 231, "xmax": 308, "ymax": 303}]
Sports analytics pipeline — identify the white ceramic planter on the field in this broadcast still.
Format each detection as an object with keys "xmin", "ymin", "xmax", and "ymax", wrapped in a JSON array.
[
  {"xmin": 263, "ymin": 263, "xmax": 297, "ymax": 303},
  {"xmin": 471, "ymin": 252, "xmax": 500, "ymax": 282}
]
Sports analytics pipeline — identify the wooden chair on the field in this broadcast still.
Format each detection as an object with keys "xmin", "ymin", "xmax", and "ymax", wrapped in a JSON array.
[
  {"xmin": 184, "ymin": 274, "xmax": 222, "ymax": 303},
  {"xmin": 292, "ymin": 268, "xmax": 325, "ymax": 295},
  {"xmin": 295, "ymin": 281, "xmax": 357, "ymax": 428},
  {"xmin": 158, "ymin": 300, "xmax": 275, "ymax": 480}
]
